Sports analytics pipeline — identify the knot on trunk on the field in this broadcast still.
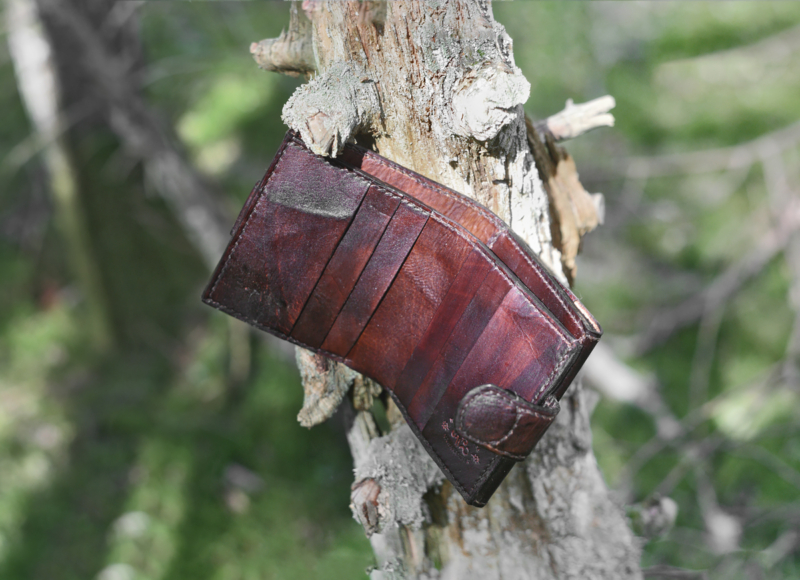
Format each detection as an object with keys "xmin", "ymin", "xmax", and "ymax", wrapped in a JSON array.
[
  {"xmin": 349, "ymin": 424, "xmax": 444, "ymax": 536},
  {"xmin": 350, "ymin": 478, "xmax": 382, "ymax": 535},
  {"xmin": 295, "ymin": 348, "xmax": 357, "ymax": 427},
  {"xmin": 282, "ymin": 61, "xmax": 381, "ymax": 157},
  {"xmin": 450, "ymin": 63, "xmax": 530, "ymax": 142}
]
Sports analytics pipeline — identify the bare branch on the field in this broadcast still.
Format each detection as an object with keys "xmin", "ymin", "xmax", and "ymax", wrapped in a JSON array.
[
  {"xmin": 534, "ymin": 95, "xmax": 616, "ymax": 142},
  {"xmin": 295, "ymin": 349, "xmax": 355, "ymax": 427},
  {"xmin": 582, "ymin": 342, "xmax": 681, "ymax": 439},
  {"xmin": 614, "ymin": 121, "xmax": 800, "ymax": 179},
  {"xmin": 643, "ymin": 565, "xmax": 708, "ymax": 579},
  {"xmin": 250, "ymin": 2, "xmax": 315, "ymax": 78}
]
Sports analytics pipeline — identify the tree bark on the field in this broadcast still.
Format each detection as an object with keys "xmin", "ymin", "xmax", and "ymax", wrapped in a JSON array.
[{"xmin": 268, "ymin": 2, "xmax": 642, "ymax": 578}]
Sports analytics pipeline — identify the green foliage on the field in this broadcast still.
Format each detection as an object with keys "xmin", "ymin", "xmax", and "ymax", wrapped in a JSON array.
[{"xmin": 0, "ymin": 2, "xmax": 370, "ymax": 579}]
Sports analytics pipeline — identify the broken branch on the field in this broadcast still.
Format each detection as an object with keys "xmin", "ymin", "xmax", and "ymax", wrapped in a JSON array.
[
  {"xmin": 250, "ymin": 2, "xmax": 315, "ymax": 78},
  {"xmin": 534, "ymin": 95, "xmax": 616, "ymax": 142}
]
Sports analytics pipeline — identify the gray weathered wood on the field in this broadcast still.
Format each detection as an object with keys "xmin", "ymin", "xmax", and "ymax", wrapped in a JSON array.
[{"xmin": 262, "ymin": 2, "xmax": 642, "ymax": 578}]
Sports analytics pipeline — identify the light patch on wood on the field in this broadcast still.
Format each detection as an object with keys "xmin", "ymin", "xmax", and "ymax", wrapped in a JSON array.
[
  {"xmin": 295, "ymin": 347, "xmax": 356, "ymax": 427},
  {"xmin": 450, "ymin": 63, "xmax": 531, "ymax": 141}
]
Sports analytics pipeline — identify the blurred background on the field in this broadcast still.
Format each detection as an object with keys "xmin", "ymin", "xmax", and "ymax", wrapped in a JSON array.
[{"xmin": 1, "ymin": 1, "xmax": 799, "ymax": 579}]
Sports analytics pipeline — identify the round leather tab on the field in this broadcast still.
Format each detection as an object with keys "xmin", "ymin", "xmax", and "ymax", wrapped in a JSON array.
[{"xmin": 455, "ymin": 385, "xmax": 560, "ymax": 460}]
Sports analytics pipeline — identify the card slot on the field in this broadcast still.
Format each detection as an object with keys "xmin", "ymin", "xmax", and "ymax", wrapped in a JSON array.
[
  {"xmin": 345, "ymin": 219, "xmax": 474, "ymax": 390},
  {"xmin": 290, "ymin": 186, "xmax": 401, "ymax": 348},
  {"xmin": 205, "ymin": 144, "xmax": 370, "ymax": 335},
  {"xmin": 406, "ymin": 267, "xmax": 512, "ymax": 429},
  {"xmin": 321, "ymin": 203, "xmax": 429, "ymax": 357},
  {"xmin": 391, "ymin": 249, "xmax": 492, "ymax": 411}
]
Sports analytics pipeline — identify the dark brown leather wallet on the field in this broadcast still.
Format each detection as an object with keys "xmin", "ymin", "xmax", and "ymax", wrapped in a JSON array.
[{"xmin": 202, "ymin": 130, "xmax": 601, "ymax": 507}]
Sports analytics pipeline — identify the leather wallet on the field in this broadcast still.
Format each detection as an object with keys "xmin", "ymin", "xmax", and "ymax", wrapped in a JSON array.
[{"xmin": 202, "ymin": 130, "xmax": 601, "ymax": 506}]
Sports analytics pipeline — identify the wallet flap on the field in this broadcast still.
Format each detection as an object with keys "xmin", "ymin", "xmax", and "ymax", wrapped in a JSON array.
[
  {"xmin": 338, "ymin": 139, "xmax": 602, "ymax": 346},
  {"xmin": 455, "ymin": 385, "xmax": 559, "ymax": 460}
]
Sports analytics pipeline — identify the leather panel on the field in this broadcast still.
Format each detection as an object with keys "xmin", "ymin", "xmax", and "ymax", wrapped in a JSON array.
[
  {"xmin": 392, "ymin": 249, "xmax": 491, "ymax": 408},
  {"xmin": 346, "ymin": 218, "xmax": 473, "ymax": 390},
  {"xmin": 206, "ymin": 143, "xmax": 369, "ymax": 335},
  {"xmin": 490, "ymin": 230, "xmax": 583, "ymax": 340},
  {"xmin": 407, "ymin": 267, "xmax": 512, "ymax": 429},
  {"xmin": 291, "ymin": 186, "xmax": 400, "ymax": 347},
  {"xmin": 321, "ymin": 202, "xmax": 428, "ymax": 356}
]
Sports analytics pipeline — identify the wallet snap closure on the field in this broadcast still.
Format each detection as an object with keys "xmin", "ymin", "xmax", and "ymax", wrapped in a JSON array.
[{"xmin": 455, "ymin": 385, "xmax": 560, "ymax": 461}]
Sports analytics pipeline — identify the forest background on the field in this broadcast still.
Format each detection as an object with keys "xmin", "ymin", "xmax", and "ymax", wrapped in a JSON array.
[{"xmin": 1, "ymin": 2, "xmax": 800, "ymax": 579}]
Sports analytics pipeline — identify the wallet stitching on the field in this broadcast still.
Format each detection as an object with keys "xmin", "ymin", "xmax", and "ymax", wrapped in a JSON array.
[
  {"xmin": 536, "ymin": 347, "xmax": 573, "ymax": 401},
  {"xmin": 472, "ymin": 453, "xmax": 505, "ymax": 489},
  {"xmin": 458, "ymin": 391, "xmax": 553, "ymax": 448},
  {"xmin": 357, "ymin": 149, "xmax": 583, "ymax": 336}
]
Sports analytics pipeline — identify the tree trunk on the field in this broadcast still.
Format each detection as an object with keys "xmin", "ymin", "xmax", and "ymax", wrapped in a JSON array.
[
  {"xmin": 271, "ymin": 2, "xmax": 642, "ymax": 578},
  {"xmin": 7, "ymin": 0, "xmax": 115, "ymax": 351}
]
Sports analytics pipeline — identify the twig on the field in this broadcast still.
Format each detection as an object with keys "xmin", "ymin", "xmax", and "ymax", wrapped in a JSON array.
[
  {"xmin": 656, "ymin": 22, "xmax": 800, "ymax": 84},
  {"xmin": 761, "ymin": 140, "xmax": 800, "ymax": 385},
  {"xmin": 534, "ymin": 95, "xmax": 616, "ymax": 142},
  {"xmin": 582, "ymin": 342, "xmax": 681, "ymax": 439},
  {"xmin": 729, "ymin": 444, "xmax": 800, "ymax": 491},
  {"xmin": 250, "ymin": 2, "xmax": 315, "ymax": 78},
  {"xmin": 619, "ymin": 362, "xmax": 784, "ymax": 495},
  {"xmin": 687, "ymin": 305, "xmax": 724, "ymax": 411},
  {"xmin": 614, "ymin": 121, "xmax": 800, "ymax": 179},
  {"xmin": 694, "ymin": 464, "xmax": 741, "ymax": 554},
  {"xmin": 642, "ymin": 565, "xmax": 708, "ymax": 579}
]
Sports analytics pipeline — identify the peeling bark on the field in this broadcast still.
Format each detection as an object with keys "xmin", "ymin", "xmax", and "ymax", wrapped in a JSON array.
[
  {"xmin": 257, "ymin": 2, "xmax": 642, "ymax": 578},
  {"xmin": 526, "ymin": 116, "xmax": 604, "ymax": 284}
]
